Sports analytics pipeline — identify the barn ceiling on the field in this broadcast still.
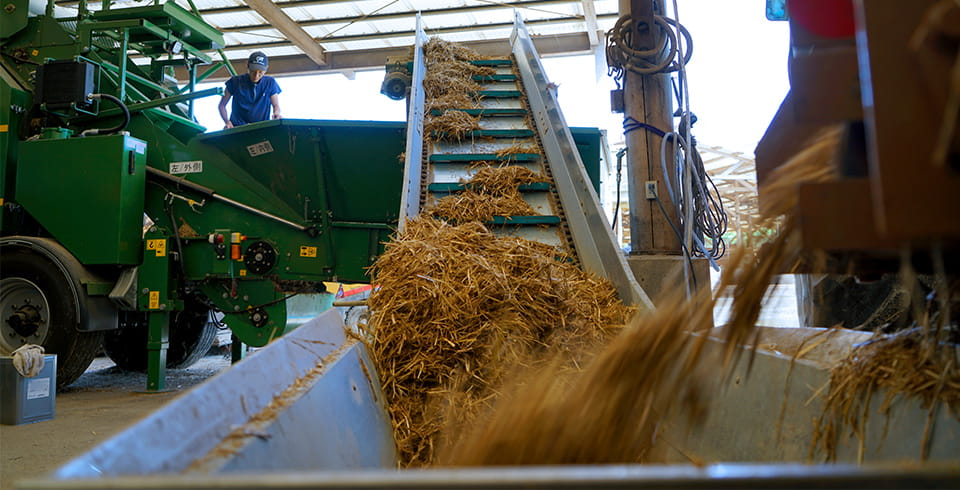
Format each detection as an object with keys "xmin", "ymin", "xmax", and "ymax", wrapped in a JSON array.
[{"xmin": 53, "ymin": 0, "xmax": 621, "ymax": 79}]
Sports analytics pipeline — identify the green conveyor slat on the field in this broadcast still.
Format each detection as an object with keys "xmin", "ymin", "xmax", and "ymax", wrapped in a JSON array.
[
  {"xmin": 430, "ymin": 153, "xmax": 542, "ymax": 163},
  {"xmin": 473, "ymin": 74, "xmax": 517, "ymax": 81},
  {"xmin": 489, "ymin": 216, "xmax": 561, "ymax": 225},
  {"xmin": 429, "ymin": 108, "xmax": 528, "ymax": 116},
  {"xmin": 428, "ymin": 182, "xmax": 552, "ymax": 193},
  {"xmin": 471, "ymin": 59, "xmax": 513, "ymax": 66},
  {"xmin": 475, "ymin": 90, "xmax": 522, "ymax": 98}
]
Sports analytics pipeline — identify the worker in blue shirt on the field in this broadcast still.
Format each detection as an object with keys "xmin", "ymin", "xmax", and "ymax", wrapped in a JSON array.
[{"xmin": 218, "ymin": 51, "xmax": 282, "ymax": 128}]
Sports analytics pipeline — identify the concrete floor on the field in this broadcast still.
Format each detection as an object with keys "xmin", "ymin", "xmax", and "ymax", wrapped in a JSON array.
[
  {"xmin": 0, "ymin": 282, "xmax": 800, "ymax": 489},
  {"xmin": 0, "ymin": 354, "xmax": 231, "ymax": 490}
]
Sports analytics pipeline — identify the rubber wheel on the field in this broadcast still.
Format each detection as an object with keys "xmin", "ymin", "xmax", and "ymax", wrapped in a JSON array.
[
  {"xmin": 0, "ymin": 248, "xmax": 104, "ymax": 388},
  {"xmin": 104, "ymin": 295, "xmax": 217, "ymax": 371}
]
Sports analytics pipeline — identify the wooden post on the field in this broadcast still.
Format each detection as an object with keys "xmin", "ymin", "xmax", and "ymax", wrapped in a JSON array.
[{"xmin": 620, "ymin": 0, "xmax": 682, "ymax": 254}]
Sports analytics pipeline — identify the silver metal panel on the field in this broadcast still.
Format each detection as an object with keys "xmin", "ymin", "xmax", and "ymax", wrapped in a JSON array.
[
  {"xmin": 24, "ymin": 463, "xmax": 960, "ymax": 488},
  {"xmin": 477, "ymin": 117, "xmax": 531, "ymax": 130},
  {"xmin": 509, "ymin": 13, "xmax": 652, "ymax": 309},
  {"xmin": 478, "ymin": 81, "xmax": 520, "ymax": 91},
  {"xmin": 479, "ymin": 98, "xmax": 524, "ymax": 110},
  {"xmin": 51, "ymin": 310, "xmax": 396, "ymax": 479},
  {"xmin": 398, "ymin": 14, "xmax": 429, "ymax": 232},
  {"xmin": 190, "ymin": 346, "xmax": 393, "ymax": 474},
  {"xmin": 431, "ymin": 161, "xmax": 543, "ymax": 184},
  {"xmin": 519, "ymin": 191, "xmax": 553, "ymax": 215},
  {"xmin": 663, "ymin": 327, "xmax": 960, "ymax": 464},
  {"xmin": 431, "ymin": 138, "xmax": 538, "ymax": 154},
  {"xmin": 493, "ymin": 225, "xmax": 563, "ymax": 248}
]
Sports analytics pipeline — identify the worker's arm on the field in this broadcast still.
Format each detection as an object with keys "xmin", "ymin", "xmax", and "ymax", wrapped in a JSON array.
[
  {"xmin": 218, "ymin": 89, "xmax": 233, "ymax": 129},
  {"xmin": 270, "ymin": 93, "xmax": 282, "ymax": 120}
]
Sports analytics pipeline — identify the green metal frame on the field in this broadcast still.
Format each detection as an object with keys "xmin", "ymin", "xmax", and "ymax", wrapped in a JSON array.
[{"xmin": 139, "ymin": 227, "xmax": 172, "ymax": 391}]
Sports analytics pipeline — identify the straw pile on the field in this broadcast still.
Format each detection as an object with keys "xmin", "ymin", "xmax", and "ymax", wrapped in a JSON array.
[
  {"xmin": 368, "ymin": 217, "xmax": 633, "ymax": 466},
  {"xmin": 813, "ymin": 326, "xmax": 960, "ymax": 461},
  {"xmin": 422, "ymin": 38, "xmax": 493, "ymax": 138},
  {"xmin": 368, "ymin": 37, "xmax": 634, "ymax": 467},
  {"xmin": 427, "ymin": 191, "xmax": 535, "ymax": 223},
  {"xmin": 429, "ymin": 166, "xmax": 546, "ymax": 223},
  {"xmin": 424, "ymin": 110, "xmax": 480, "ymax": 141},
  {"xmin": 496, "ymin": 143, "xmax": 540, "ymax": 158},
  {"xmin": 445, "ymin": 127, "xmax": 845, "ymax": 465}
]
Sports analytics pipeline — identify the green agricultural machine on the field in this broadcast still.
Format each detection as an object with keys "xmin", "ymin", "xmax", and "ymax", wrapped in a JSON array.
[
  {"xmin": 0, "ymin": 0, "xmax": 608, "ymax": 391},
  {"xmin": 0, "ymin": 0, "xmax": 404, "ymax": 389}
]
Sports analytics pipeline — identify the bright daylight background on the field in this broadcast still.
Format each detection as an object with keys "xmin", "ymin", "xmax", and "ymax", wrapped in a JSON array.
[{"xmin": 192, "ymin": 1, "xmax": 790, "ymax": 157}]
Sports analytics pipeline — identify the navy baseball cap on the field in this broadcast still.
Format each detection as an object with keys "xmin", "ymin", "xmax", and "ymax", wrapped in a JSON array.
[{"xmin": 248, "ymin": 51, "xmax": 269, "ymax": 71}]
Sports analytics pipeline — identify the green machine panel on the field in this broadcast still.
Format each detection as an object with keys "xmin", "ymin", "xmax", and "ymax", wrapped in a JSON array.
[
  {"xmin": 16, "ymin": 134, "xmax": 146, "ymax": 265},
  {"xmin": 570, "ymin": 127, "xmax": 603, "ymax": 196}
]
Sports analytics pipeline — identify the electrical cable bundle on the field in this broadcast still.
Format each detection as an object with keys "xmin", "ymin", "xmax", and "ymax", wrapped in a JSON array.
[
  {"xmin": 659, "ymin": 116, "xmax": 728, "ymax": 262},
  {"xmin": 611, "ymin": 3, "xmax": 729, "ymax": 292}
]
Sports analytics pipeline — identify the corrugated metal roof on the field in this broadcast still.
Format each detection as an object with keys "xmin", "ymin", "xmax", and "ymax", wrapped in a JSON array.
[{"xmin": 52, "ymin": 0, "xmax": 620, "ymax": 78}]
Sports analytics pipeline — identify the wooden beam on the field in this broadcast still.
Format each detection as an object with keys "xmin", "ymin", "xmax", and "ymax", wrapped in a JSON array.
[
  {"xmin": 219, "ymin": 14, "xmax": 616, "ymax": 50},
  {"xmin": 244, "ymin": 0, "xmax": 327, "ymax": 66},
  {"xmin": 216, "ymin": 0, "xmax": 591, "ymax": 31},
  {"xmin": 581, "ymin": 0, "xmax": 600, "ymax": 46},
  {"xmin": 174, "ymin": 32, "xmax": 595, "ymax": 81}
]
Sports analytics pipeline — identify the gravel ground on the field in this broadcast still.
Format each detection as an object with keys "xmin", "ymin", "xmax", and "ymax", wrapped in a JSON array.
[{"xmin": 63, "ymin": 352, "xmax": 233, "ymax": 393}]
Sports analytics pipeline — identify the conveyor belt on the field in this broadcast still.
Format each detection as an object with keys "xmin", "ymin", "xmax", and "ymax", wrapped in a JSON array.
[{"xmin": 400, "ymin": 13, "xmax": 652, "ymax": 309}]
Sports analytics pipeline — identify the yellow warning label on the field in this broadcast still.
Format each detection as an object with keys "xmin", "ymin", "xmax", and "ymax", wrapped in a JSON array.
[
  {"xmin": 148, "ymin": 291, "xmax": 160, "ymax": 309},
  {"xmin": 0, "ymin": 124, "xmax": 8, "ymax": 132},
  {"xmin": 146, "ymin": 239, "xmax": 166, "ymax": 257},
  {"xmin": 31, "ymin": 50, "xmax": 38, "ymax": 56},
  {"xmin": 300, "ymin": 246, "xmax": 317, "ymax": 258},
  {"xmin": 239, "ymin": 269, "xmax": 247, "ymax": 277}
]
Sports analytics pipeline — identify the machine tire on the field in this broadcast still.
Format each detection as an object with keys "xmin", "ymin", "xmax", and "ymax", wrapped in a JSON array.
[
  {"xmin": 104, "ymin": 296, "xmax": 217, "ymax": 371},
  {"xmin": 168, "ymin": 297, "xmax": 218, "ymax": 369},
  {"xmin": 0, "ymin": 247, "xmax": 105, "ymax": 388}
]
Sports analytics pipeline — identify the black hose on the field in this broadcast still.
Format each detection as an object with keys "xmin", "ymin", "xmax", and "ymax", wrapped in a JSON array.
[{"xmin": 81, "ymin": 93, "xmax": 130, "ymax": 136}]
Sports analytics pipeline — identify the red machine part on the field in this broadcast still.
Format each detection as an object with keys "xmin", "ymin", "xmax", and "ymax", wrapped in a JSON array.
[{"xmin": 787, "ymin": 0, "xmax": 855, "ymax": 38}]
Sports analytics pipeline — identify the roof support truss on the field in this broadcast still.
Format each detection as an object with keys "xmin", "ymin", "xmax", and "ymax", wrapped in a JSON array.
[{"xmin": 244, "ymin": 0, "xmax": 327, "ymax": 66}]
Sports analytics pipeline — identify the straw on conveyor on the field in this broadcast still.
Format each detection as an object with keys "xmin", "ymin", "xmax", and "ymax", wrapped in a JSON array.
[
  {"xmin": 367, "ymin": 37, "xmax": 634, "ymax": 467},
  {"xmin": 369, "ymin": 217, "xmax": 632, "ymax": 466},
  {"xmin": 424, "ymin": 111, "xmax": 480, "ymax": 141},
  {"xmin": 429, "ymin": 166, "xmax": 546, "ymax": 222}
]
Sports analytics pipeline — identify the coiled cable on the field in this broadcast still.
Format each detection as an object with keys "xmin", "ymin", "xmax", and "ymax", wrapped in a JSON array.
[{"xmin": 606, "ymin": 14, "xmax": 693, "ymax": 83}]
